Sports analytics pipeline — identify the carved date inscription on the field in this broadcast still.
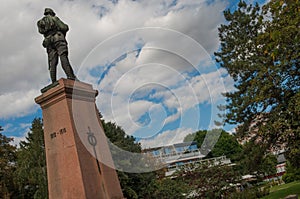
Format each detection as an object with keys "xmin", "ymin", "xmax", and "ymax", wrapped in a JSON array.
[{"xmin": 50, "ymin": 128, "xmax": 67, "ymax": 139}]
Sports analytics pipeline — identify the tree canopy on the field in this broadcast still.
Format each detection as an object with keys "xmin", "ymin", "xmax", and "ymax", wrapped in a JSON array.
[
  {"xmin": 0, "ymin": 127, "xmax": 17, "ymax": 199},
  {"xmin": 15, "ymin": 118, "xmax": 48, "ymax": 199},
  {"xmin": 102, "ymin": 121, "xmax": 157, "ymax": 199},
  {"xmin": 236, "ymin": 140, "xmax": 277, "ymax": 177},
  {"xmin": 215, "ymin": 0, "xmax": 300, "ymax": 168},
  {"xmin": 184, "ymin": 129, "xmax": 242, "ymax": 160},
  {"xmin": 177, "ymin": 163, "xmax": 240, "ymax": 198}
]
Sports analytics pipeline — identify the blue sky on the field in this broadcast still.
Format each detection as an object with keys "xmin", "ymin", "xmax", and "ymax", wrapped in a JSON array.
[{"xmin": 0, "ymin": 0, "xmax": 266, "ymax": 148}]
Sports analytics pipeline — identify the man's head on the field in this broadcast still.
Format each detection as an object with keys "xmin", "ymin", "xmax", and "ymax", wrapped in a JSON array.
[{"xmin": 44, "ymin": 8, "xmax": 55, "ymax": 16}]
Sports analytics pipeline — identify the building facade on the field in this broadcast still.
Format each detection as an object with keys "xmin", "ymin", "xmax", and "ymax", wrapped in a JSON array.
[{"xmin": 143, "ymin": 141, "xmax": 231, "ymax": 176}]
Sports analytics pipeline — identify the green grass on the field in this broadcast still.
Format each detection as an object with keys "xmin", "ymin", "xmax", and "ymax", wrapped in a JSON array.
[{"xmin": 262, "ymin": 181, "xmax": 300, "ymax": 199}]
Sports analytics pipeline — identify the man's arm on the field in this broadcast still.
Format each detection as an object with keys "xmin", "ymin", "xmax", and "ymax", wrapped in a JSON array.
[
  {"xmin": 54, "ymin": 17, "xmax": 69, "ymax": 35},
  {"xmin": 37, "ymin": 18, "xmax": 47, "ymax": 34}
]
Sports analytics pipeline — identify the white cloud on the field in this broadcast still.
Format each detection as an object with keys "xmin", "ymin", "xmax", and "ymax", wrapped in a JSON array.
[
  {"xmin": 227, "ymin": 127, "xmax": 237, "ymax": 134},
  {"xmin": 0, "ymin": 0, "xmax": 235, "ymax": 140},
  {"xmin": 10, "ymin": 134, "xmax": 27, "ymax": 147},
  {"xmin": 0, "ymin": 89, "xmax": 40, "ymax": 119},
  {"xmin": 139, "ymin": 127, "xmax": 194, "ymax": 148},
  {"xmin": 95, "ymin": 51, "xmax": 233, "ymax": 135},
  {"xmin": 164, "ymin": 109, "xmax": 181, "ymax": 124},
  {"xmin": 2, "ymin": 122, "xmax": 30, "ymax": 147},
  {"xmin": 128, "ymin": 100, "xmax": 155, "ymax": 122}
]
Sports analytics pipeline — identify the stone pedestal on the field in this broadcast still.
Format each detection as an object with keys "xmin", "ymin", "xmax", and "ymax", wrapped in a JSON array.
[{"xmin": 35, "ymin": 78, "xmax": 124, "ymax": 199}]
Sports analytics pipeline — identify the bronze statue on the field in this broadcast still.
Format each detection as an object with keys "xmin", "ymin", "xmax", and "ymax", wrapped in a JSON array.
[{"xmin": 37, "ymin": 8, "xmax": 77, "ymax": 83}]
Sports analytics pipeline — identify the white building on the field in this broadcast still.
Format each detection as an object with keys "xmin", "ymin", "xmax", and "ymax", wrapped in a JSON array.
[{"xmin": 143, "ymin": 141, "xmax": 231, "ymax": 176}]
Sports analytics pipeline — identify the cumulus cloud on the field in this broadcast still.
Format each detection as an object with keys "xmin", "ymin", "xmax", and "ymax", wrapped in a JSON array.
[
  {"xmin": 139, "ymin": 127, "xmax": 194, "ymax": 149},
  {"xmin": 2, "ymin": 122, "xmax": 30, "ymax": 147},
  {"xmin": 0, "ymin": 89, "xmax": 40, "ymax": 119},
  {"xmin": 95, "ymin": 56, "xmax": 233, "ymax": 136},
  {"xmin": 0, "ymin": 0, "xmax": 235, "ymax": 142},
  {"xmin": 10, "ymin": 134, "xmax": 28, "ymax": 147}
]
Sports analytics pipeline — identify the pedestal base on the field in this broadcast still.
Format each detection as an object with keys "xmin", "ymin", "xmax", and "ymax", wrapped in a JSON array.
[{"xmin": 35, "ymin": 78, "xmax": 124, "ymax": 199}]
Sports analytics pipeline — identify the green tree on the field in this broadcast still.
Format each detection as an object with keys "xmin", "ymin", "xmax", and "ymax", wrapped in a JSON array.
[
  {"xmin": 15, "ymin": 118, "xmax": 48, "ymax": 199},
  {"xmin": 184, "ymin": 129, "xmax": 242, "ymax": 160},
  {"xmin": 152, "ymin": 178, "xmax": 190, "ymax": 199},
  {"xmin": 184, "ymin": 130, "xmax": 207, "ymax": 144},
  {"xmin": 260, "ymin": 153, "xmax": 277, "ymax": 177},
  {"xmin": 103, "ymin": 121, "xmax": 141, "ymax": 153},
  {"xmin": 102, "ymin": 121, "xmax": 157, "ymax": 199},
  {"xmin": 235, "ymin": 140, "xmax": 277, "ymax": 178},
  {"xmin": 215, "ymin": 0, "xmax": 300, "ymax": 168},
  {"xmin": 210, "ymin": 130, "xmax": 242, "ymax": 160},
  {"xmin": 177, "ymin": 163, "xmax": 241, "ymax": 198},
  {"xmin": 282, "ymin": 161, "xmax": 300, "ymax": 183},
  {"xmin": 0, "ymin": 126, "xmax": 17, "ymax": 199}
]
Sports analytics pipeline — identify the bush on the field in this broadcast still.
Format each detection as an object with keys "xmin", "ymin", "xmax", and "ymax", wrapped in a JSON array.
[
  {"xmin": 282, "ymin": 173, "xmax": 300, "ymax": 183},
  {"xmin": 229, "ymin": 185, "xmax": 270, "ymax": 199},
  {"xmin": 282, "ymin": 162, "xmax": 300, "ymax": 183}
]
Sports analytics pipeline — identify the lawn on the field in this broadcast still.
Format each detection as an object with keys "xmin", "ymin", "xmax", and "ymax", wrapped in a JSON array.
[{"xmin": 262, "ymin": 181, "xmax": 300, "ymax": 199}]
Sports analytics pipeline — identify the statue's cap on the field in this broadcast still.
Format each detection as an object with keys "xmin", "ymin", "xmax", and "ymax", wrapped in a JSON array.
[{"xmin": 44, "ymin": 8, "xmax": 55, "ymax": 16}]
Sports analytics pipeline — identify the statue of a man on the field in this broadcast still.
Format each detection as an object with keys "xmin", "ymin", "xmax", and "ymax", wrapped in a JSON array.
[{"xmin": 37, "ymin": 8, "xmax": 77, "ymax": 83}]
